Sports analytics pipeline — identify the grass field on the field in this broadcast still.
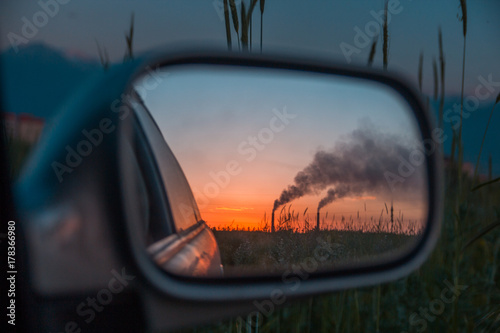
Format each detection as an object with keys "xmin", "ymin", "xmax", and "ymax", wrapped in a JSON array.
[{"xmin": 214, "ymin": 229, "xmax": 420, "ymax": 277}]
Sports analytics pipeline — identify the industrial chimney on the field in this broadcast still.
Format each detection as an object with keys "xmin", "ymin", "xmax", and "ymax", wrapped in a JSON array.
[
  {"xmin": 316, "ymin": 209, "xmax": 320, "ymax": 230},
  {"xmin": 271, "ymin": 209, "xmax": 275, "ymax": 233}
]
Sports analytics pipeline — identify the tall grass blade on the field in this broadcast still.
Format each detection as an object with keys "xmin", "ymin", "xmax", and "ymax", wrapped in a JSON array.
[
  {"xmin": 488, "ymin": 155, "xmax": 492, "ymax": 180},
  {"xmin": 418, "ymin": 51, "xmax": 423, "ymax": 93},
  {"xmin": 438, "ymin": 27, "xmax": 446, "ymax": 129},
  {"xmin": 95, "ymin": 39, "xmax": 109, "ymax": 70},
  {"xmin": 223, "ymin": 0, "xmax": 232, "ymax": 50},
  {"xmin": 471, "ymin": 176, "xmax": 500, "ymax": 192},
  {"xmin": 462, "ymin": 220, "xmax": 500, "ymax": 251},
  {"xmin": 246, "ymin": 0, "xmax": 259, "ymax": 51},
  {"xmin": 123, "ymin": 13, "xmax": 135, "ymax": 61},
  {"xmin": 229, "ymin": 0, "xmax": 240, "ymax": 51},
  {"xmin": 432, "ymin": 57, "xmax": 438, "ymax": 100},
  {"xmin": 260, "ymin": 0, "xmax": 265, "ymax": 53},
  {"xmin": 382, "ymin": 1, "xmax": 389, "ymax": 70},
  {"xmin": 450, "ymin": 129, "xmax": 457, "ymax": 163},
  {"xmin": 249, "ymin": 11, "xmax": 252, "ymax": 51},
  {"xmin": 367, "ymin": 36, "xmax": 377, "ymax": 67},
  {"xmin": 240, "ymin": 2, "xmax": 248, "ymax": 51},
  {"xmin": 458, "ymin": 0, "xmax": 468, "ymax": 184},
  {"xmin": 460, "ymin": 0, "xmax": 467, "ymax": 37}
]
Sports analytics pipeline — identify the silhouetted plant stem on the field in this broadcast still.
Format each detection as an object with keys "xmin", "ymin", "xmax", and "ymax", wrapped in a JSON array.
[
  {"xmin": 123, "ymin": 13, "xmax": 134, "ymax": 61},
  {"xmin": 432, "ymin": 57, "xmax": 438, "ymax": 100},
  {"xmin": 488, "ymin": 155, "xmax": 492, "ymax": 180},
  {"xmin": 95, "ymin": 39, "xmax": 109, "ymax": 70},
  {"xmin": 418, "ymin": 51, "xmax": 424, "ymax": 93},
  {"xmin": 247, "ymin": 0, "xmax": 259, "ymax": 51},
  {"xmin": 367, "ymin": 36, "xmax": 377, "ymax": 67},
  {"xmin": 473, "ymin": 94, "xmax": 500, "ymax": 179},
  {"xmin": 382, "ymin": 1, "xmax": 389, "ymax": 70},
  {"xmin": 438, "ymin": 27, "xmax": 446, "ymax": 130},
  {"xmin": 240, "ymin": 2, "xmax": 248, "ymax": 51},
  {"xmin": 249, "ymin": 8, "xmax": 252, "ymax": 51},
  {"xmin": 223, "ymin": 0, "xmax": 232, "ymax": 50},
  {"xmin": 260, "ymin": 0, "xmax": 265, "ymax": 53},
  {"xmin": 457, "ymin": 0, "xmax": 467, "ymax": 209},
  {"xmin": 458, "ymin": 37, "xmax": 466, "ymax": 152},
  {"xmin": 229, "ymin": 0, "xmax": 240, "ymax": 51}
]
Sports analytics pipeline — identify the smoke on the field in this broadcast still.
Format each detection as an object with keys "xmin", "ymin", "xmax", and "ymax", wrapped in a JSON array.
[
  {"xmin": 274, "ymin": 121, "xmax": 423, "ymax": 211},
  {"xmin": 317, "ymin": 185, "xmax": 352, "ymax": 211}
]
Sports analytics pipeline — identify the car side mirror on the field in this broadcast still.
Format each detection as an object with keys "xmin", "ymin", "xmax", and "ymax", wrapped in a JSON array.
[
  {"xmin": 121, "ymin": 52, "xmax": 442, "ymax": 315},
  {"xmin": 14, "ymin": 51, "xmax": 442, "ymax": 332}
]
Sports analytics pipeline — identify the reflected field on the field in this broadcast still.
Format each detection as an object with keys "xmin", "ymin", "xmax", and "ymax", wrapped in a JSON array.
[{"xmin": 135, "ymin": 64, "xmax": 430, "ymax": 277}]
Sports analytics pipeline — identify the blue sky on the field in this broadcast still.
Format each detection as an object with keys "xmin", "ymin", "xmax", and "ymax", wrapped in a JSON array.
[
  {"xmin": 140, "ymin": 65, "xmax": 420, "ymax": 154},
  {"xmin": 2, "ymin": 0, "xmax": 500, "ymax": 94},
  {"xmin": 1, "ymin": 0, "xmax": 499, "ymax": 175}
]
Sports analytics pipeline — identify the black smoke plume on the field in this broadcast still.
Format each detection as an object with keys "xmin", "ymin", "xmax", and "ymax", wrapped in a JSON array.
[
  {"xmin": 274, "ymin": 121, "xmax": 423, "ymax": 211},
  {"xmin": 317, "ymin": 185, "xmax": 352, "ymax": 211}
]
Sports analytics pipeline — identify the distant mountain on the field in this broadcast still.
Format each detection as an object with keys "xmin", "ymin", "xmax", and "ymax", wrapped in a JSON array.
[
  {"xmin": 1, "ymin": 43, "xmax": 101, "ymax": 120},
  {"xmin": 428, "ymin": 97, "xmax": 500, "ymax": 175}
]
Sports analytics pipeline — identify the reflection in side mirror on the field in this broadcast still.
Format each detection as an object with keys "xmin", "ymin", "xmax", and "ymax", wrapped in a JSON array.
[{"xmin": 131, "ymin": 62, "xmax": 432, "ymax": 279}]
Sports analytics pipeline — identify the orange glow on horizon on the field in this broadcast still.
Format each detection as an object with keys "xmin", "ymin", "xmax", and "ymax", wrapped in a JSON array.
[
  {"xmin": 199, "ymin": 194, "xmax": 426, "ymax": 234},
  {"xmin": 215, "ymin": 207, "xmax": 254, "ymax": 212}
]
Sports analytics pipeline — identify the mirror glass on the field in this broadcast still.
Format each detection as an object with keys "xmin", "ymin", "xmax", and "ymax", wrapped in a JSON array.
[{"xmin": 132, "ymin": 64, "xmax": 429, "ymax": 278}]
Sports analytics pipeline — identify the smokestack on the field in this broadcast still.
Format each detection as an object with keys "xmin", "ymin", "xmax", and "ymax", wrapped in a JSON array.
[
  {"xmin": 316, "ymin": 210, "xmax": 320, "ymax": 230},
  {"xmin": 391, "ymin": 199, "xmax": 394, "ymax": 224},
  {"xmin": 271, "ymin": 209, "xmax": 275, "ymax": 233}
]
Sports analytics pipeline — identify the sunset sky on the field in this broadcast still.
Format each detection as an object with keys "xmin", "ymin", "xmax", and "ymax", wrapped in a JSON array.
[{"xmin": 138, "ymin": 65, "xmax": 428, "ymax": 231}]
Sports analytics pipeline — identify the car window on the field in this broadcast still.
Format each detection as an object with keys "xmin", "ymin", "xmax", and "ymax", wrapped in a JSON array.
[
  {"xmin": 121, "ymin": 111, "xmax": 178, "ymax": 244},
  {"xmin": 123, "ymin": 138, "xmax": 151, "ymax": 241},
  {"xmin": 132, "ymin": 97, "xmax": 202, "ymax": 233}
]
